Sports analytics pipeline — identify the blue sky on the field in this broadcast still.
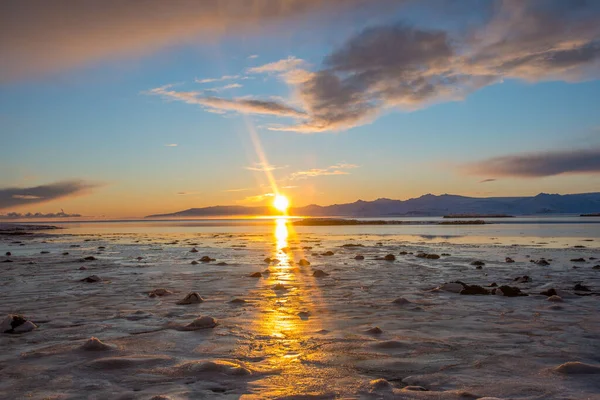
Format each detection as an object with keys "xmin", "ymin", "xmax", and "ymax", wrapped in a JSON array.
[{"xmin": 1, "ymin": 0, "xmax": 600, "ymax": 217}]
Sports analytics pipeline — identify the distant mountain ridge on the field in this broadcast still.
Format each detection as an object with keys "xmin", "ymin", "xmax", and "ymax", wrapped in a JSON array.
[{"xmin": 146, "ymin": 192, "xmax": 600, "ymax": 218}]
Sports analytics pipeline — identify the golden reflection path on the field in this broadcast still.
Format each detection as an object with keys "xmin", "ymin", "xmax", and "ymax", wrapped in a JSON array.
[{"xmin": 241, "ymin": 218, "xmax": 332, "ymax": 398}]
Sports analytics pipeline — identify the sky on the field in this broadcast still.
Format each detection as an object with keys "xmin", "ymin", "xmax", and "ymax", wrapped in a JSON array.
[{"xmin": 1, "ymin": 0, "xmax": 600, "ymax": 218}]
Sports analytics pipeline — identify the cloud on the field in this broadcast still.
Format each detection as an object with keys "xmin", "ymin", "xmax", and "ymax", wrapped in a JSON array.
[
  {"xmin": 462, "ymin": 148, "xmax": 600, "ymax": 178},
  {"xmin": 219, "ymin": 83, "xmax": 243, "ymax": 90},
  {"xmin": 195, "ymin": 75, "xmax": 240, "ymax": 84},
  {"xmin": 242, "ymin": 193, "xmax": 275, "ymax": 203},
  {"xmin": 0, "ymin": 180, "xmax": 100, "ymax": 209},
  {"xmin": 479, "ymin": 178, "xmax": 497, "ymax": 183},
  {"xmin": 181, "ymin": 1, "xmax": 600, "ymax": 133},
  {"xmin": 247, "ymin": 55, "xmax": 259, "ymax": 59},
  {"xmin": 247, "ymin": 56, "xmax": 306, "ymax": 74},
  {"xmin": 289, "ymin": 163, "xmax": 359, "ymax": 179},
  {"xmin": 147, "ymin": 85, "xmax": 305, "ymax": 118},
  {"xmin": 0, "ymin": 0, "xmax": 376, "ymax": 82},
  {"xmin": 245, "ymin": 162, "xmax": 288, "ymax": 172},
  {"xmin": 0, "ymin": 211, "xmax": 82, "ymax": 219},
  {"xmin": 165, "ymin": 143, "xmax": 178, "ymax": 147},
  {"xmin": 225, "ymin": 188, "xmax": 253, "ymax": 192}
]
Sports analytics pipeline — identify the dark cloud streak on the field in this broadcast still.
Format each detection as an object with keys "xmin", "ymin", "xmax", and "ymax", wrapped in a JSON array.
[{"xmin": 0, "ymin": 180, "xmax": 100, "ymax": 209}]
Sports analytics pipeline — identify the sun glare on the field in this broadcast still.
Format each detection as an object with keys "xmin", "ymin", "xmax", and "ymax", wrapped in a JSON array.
[{"xmin": 273, "ymin": 195, "xmax": 290, "ymax": 212}]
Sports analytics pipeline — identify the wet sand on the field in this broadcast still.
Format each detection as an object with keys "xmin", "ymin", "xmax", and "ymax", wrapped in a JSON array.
[{"xmin": 1, "ymin": 221, "xmax": 600, "ymax": 399}]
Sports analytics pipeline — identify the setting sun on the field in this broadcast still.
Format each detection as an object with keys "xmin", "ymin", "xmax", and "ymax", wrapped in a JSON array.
[{"xmin": 273, "ymin": 195, "xmax": 290, "ymax": 212}]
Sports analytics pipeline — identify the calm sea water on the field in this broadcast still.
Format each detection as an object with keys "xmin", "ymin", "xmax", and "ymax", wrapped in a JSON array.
[{"xmin": 21, "ymin": 215, "xmax": 600, "ymax": 248}]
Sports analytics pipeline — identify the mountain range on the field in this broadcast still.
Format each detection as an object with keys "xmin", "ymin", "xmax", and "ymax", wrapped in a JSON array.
[{"xmin": 146, "ymin": 192, "xmax": 600, "ymax": 218}]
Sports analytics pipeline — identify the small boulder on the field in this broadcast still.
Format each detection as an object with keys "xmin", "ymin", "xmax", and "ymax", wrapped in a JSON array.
[
  {"xmin": 312, "ymin": 269, "xmax": 329, "ymax": 277},
  {"xmin": 322, "ymin": 251, "xmax": 334, "ymax": 256},
  {"xmin": 5, "ymin": 252, "xmax": 11, "ymax": 256},
  {"xmin": 191, "ymin": 261, "xmax": 199, "ymax": 265},
  {"xmin": 264, "ymin": 257, "xmax": 271, "ymax": 263},
  {"xmin": 249, "ymin": 272, "xmax": 262, "ymax": 278},
  {"xmin": 555, "ymin": 362, "xmax": 600, "ymax": 374},
  {"xmin": 574, "ymin": 283, "xmax": 591, "ymax": 292},
  {"xmin": 199, "ymin": 256, "xmax": 214, "ymax": 262},
  {"xmin": 547, "ymin": 295, "xmax": 563, "ymax": 302},
  {"xmin": 514, "ymin": 276, "xmax": 531, "ymax": 283},
  {"xmin": 494, "ymin": 285, "xmax": 527, "ymax": 297},
  {"xmin": 366, "ymin": 326, "xmax": 383, "ymax": 334},
  {"xmin": 298, "ymin": 259, "xmax": 310, "ymax": 266},
  {"xmin": 383, "ymin": 254, "xmax": 396, "ymax": 261},
  {"xmin": 81, "ymin": 337, "xmax": 112, "ymax": 351},
  {"xmin": 149, "ymin": 288, "xmax": 172, "ymax": 297},
  {"xmin": 1, "ymin": 314, "xmax": 37, "ymax": 334},
  {"xmin": 505, "ymin": 257, "xmax": 515, "ymax": 263},
  {"xmin": 177, "ymin": 292, "xmax": 203, "ymax": 305},
  {"xmin": 460, "ymin": 285, "xmax": 490, "ymax": 295},
  {"xmin": 82, "ymin": 256, "xmax": 96, "ymax": 261},
  {"xmin": 183, "ymin": 316, "xmax": 217, "ymax": 330},
  {"xmin": 273, "ymin": 283, "xmax": 286, "ymax": 291},
  {"xmin": 81, "ymin": 275, "xmax": 102, "ymax": 283},
  {"xmin": 540, "ymin": 288, "xmax": 558, "ymax": 296},
  {"xmin": 230, "ymin": 298, "xmax": 247, "ymax": 304},
  {"xmin": 190, "ymin": 248, "xmax": 199, "ymax": 253},
  {"xmin": 570, "ymin": 258, "xmax": 586, "ymax": 262},
  {"xmin": 535, "ymin": 259, "xmax": 550, "ymax": 266},
  {"xmin": 392, "ymin": 297, "xmax": 412, "ymax": 305},
  {"xmin": 470, "ymin": 261, "xmax": 485, "ymax": 266},
  {"xmin": 354, "ymin": 255, "xmax": 365, "ymax": 260}
]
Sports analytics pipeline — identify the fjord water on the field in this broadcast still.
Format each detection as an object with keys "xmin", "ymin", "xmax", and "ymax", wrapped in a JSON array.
[{"xmin": 1, "ymin": 216, "xmax": 599, "ymax": 399}]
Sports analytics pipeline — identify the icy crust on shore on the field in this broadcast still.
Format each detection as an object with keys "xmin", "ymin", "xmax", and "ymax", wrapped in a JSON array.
[{"xmin": 1, "ymin": 229, "xmax": 599, "ymax": 399}]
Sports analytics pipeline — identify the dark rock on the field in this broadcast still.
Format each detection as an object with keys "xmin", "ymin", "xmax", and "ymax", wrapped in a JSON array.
[
  {"xmin": 574, "ymin": 283, "xmax": 591, "ymax": 292},
  {"xmin": 322, "ymin": 251, "xmax": 334, "ymax": 256},
  {"xmin": 470, "ymin": 261, "xmax": 485, "ymax": 266},
  {"xmin": 383, "ymin": 254, "xmax": 396, "ymax": 261},
  {"xmin": 441, "ymin": 253, "xmax": 451, "ymax": 256},
  {"xmin": 488, "ymin": 282, "xmax": 498, "ymax": 287},
  {"xmin": 177, "ymin": 292, "xmax": 203, "ymax": 305},
  {"xmin": 199, "ymin": 256, "xmax": 214, "ymax": 262},
  {"xmin": 1, "ymin": 314, "xmax": 37, "ymax": 334},
  {"xmin": 40, "ymin": 251, "xmax": 49, "ymax": 254},
  {"xmin": 312, "ymin": 269, "xmax": 329, "ymax": 277},
  {"xmin": 571, "ymin": 258, "xmax": 586, "ymax": 262},
  {"xmin": 460, "ymin": 285, "xmax": 490, "ymax": 295},
  {"xmin": 541, "ymin": 288, "xmax": 558, "ymax": 296},
  {"xmin": 416, "ymin": 253, "xmax": 440, "ymax": 259},
  {"xmin": 593, "ymin": 265, "xmax": 600, "ymax": 270},
  {"xmin": 514, "ymin": 276, "xmax": 531, "ymax": 283},
  {"xmin": 496, "ymin": 285, "xmax": 527, "ymax": 297},
  {"xmin": 505, "ymin": 257, "xmax": 515, "ymax": 263},
  {"xmin": 366, "ymin": 326, "xmax": 383, "ymax": 334},
  {"xmin": 216, "ymin": 262, "xmax": 227, "ymax": 266},
  {"xmin": 273, "ymin": 283, "xmax": 286, "ymax": 291},
  {"xmin": 81, "ymin": 275, "xmax": 102, "ymax": 283},
  {"xmin": 190, "ymin": 248, "xmax": 199, "ymax": 253},
  {"xmin": 2, "ymin": 259, "xmax": 13, "ymax": 263},
  {"xmin": 82, "ymin": 256, "xmax": 96, "ymax": 261},
  {"xmin": 62, "ymin": 252, "xmax": 69, "ymax": 255},
  {"xmin": 98, "ymin": 246, "xmax": 106, "ymax": 250},
  {"xmin": 534, "ymin": 259, "xmax": 550, "ymax": 266},
  {"xmin": 5, "ymin": 252, "xmax": 11, "ymax": 256},
  {"xmin": 354, "ymin": 255, "xmax": 365, "ymax": 260},
  {"xmin": 230, "ymin": 298, "xmax": 247, "ymax": 304},
  {"xmin": 298, "ymin": 259, "xmax": 310, "ymax": 266},
  {"xmin": 191, "ymin": 261, "xmax": 199, "ymax": 265},
  {"xmin": 249, "ymin": 272, "xmax": 262, "ymax": 278},
  {"xmin": 399, "ymin": 251, "xmax": 408, "ymax": 255},
  {"xmin": 79, "ymin": 266, "xmax": 87, "ymax": 270}
]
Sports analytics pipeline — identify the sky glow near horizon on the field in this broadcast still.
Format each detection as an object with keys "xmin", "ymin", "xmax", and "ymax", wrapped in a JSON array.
[{"xmin": 1, "ymin": 0, "xmax": 600, "ymax": 217}]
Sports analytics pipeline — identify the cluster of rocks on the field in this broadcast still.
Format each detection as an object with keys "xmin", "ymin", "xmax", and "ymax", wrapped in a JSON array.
[
  {"xmin": 1, "ymin": 314, "xmax": 37, "ymax": 334},
  {"xmin": 439, "ymin": 281, "xmax": 527, "ymax": 297}
]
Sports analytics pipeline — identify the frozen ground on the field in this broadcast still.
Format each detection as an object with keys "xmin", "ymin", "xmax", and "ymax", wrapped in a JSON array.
[{"xmin": 1, "ymin": 221, "xmax": 599, "ymax": 399}]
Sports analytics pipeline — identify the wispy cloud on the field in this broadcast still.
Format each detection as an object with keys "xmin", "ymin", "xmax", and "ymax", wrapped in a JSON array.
[
  {"xmin": 462, "ymin": 148, "xmax": 600, "ymax": 178},
  {"xmin": 289, "ymin": 163, "xmax": 359, "ymax": 180},
  {"xmin": 247, "ymin": 54, "xmax": 259, "ymax": 59},
  {"xmin": 147, "ymin": 85, "xmax": 305, "ymax": 118},
  {"xmin": 479, "ymin": 178, "xmax": 497, "ymax": 183},
  {"xmin": 195, "ymin": 75, "xmax": 240, "ymax": 84},
  {"xmin": 0, "ymin": 180, "xmax": 101, "ymax": 209},
  {"xmin": 225, "ymin": 187, "xmax": 253, "ymax": 192},
  {"xmin": 245, "ymin": 162, "xmax": 288, "ymax": 172},
  {"xmin": 247, "ymin": 56, "xmax": 306, "ymax": 74},
  {"xmin": 165, "ymin": 143, "xmax": 178, "ymax": 147},
  {"xmin": 0, "ymin": 211, "xmax": 82, "ymax": 219},
  {"xmin": 242, "ymin": 193, "xmax": 275, "ymax": 203}
]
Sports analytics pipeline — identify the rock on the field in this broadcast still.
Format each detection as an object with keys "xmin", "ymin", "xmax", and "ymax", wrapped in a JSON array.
[
  {"xmin": 369, "ymin": 378, "xmax": 392, "ymax": 391},
  {"xmin": 298, "ymin": 259, "xmax": 310, "ymax": 266},
  {"xmin": 264, "ymin": 257, "xmax": 271, "ymax": 263},
  {"xmin": 392, "ymin": 297, "xmax": 412, "ymax": 305},
  {"xmin": 82, "ymin": 256, "xmax": 96, "ymax": 261},
  {"xmin": 574, "ymin": 283, "xmax": 591, "ymax": 291},
  {"xmin": 40, "ymin": 251, "xmax": 49, "ymax": 254},
  {"xmin": 62, "ymin": 252, "xmax": 69, "ymax": 255},
  {"xmin": 540, "ymin": 288, "xmax": 558, "ymax": 296},
  {"xmin": 81, "ymin": 275, "xmax": 102, "ymax": 283},
  {"xmin": 190, "ymin": 248, "xmax": 199, "ymax": 253},
  {"xmin": 404, "ymin": 386, "xmax": 428, "ymax": 391},
  {"xmin": 136, "ymin": 256, "xmax": 144, "ymax": 260},
  {"xmin": 470, "ymin": 261, "xmax": 485, "ymax": 266},
  {"xmin": 555, "ymin": 361, "xmax": 600, "ymax": 374},
  {"xmin": 441, "ymin": 253, "xmax": 451, "ymax": 256},
  {"xmin": 383, "ymin": 254, "xmax": 396, "ymax": 261},
  {"xmin": 366, "ymin": 326, "xmax": 383, "ymax": 334},
  {"xmin": 593, "ymin": 265, "xmax": 600, "ymax": 270},
  {"xmin": 312, "ymin": 269, "xmax": 329, "ymax": 277},
  {"xmin": 488, "ymin": 282, "xmax": 498, "ymax": 287},
  {"xmin": 505, "ymin": 257, "xmax": 515, "ymax": 263},
  {"xmin": 270, "ymin": 258, "xmax": 280, "ymax": 264},
  {"xmin": 2, "ymin": 259, "xmax": 13, "ymax": 263},
  {"xmin": 494, "ymin": 285, "xmax": 527, "ymax": 297},
  {"xmin": 191, "ymin": 261, "xmax": 199, "ymax": 265},
  {"xmin": 322, "ymin": 251, "xmax": 334, "ymax": 256},
  {"xmin": 249, "ymin": 272, "xmax": 262, "ymax": 278},
  {"xmin": 98, "ymin": 246, "xmax": 105, "ymax": 250},
  {"xmin": 200, "ymin": 256, "xmax": 215, "ymax": 262},
  {"xmin": 183, "ymin": 316, "xmax": 218, "ymax": 330},
  {"xmin": 570, "ymin": 258, "xmax": 586, "ymax": 262},
  {"xmin": 416, "ymin": 253, "xmax": 440, "ymax": 259},
  {"xmin": 5, "ymin": 252, "xmax": 11, "ymax": 256},
  {"xmin": 177, "ymin": 292, "xmax": 204, "ymax": 305},
  {"xmin": 354, "ymin": 255, "xmax": 365, "ymax": 260},
  {"xmin": 460, "ymin": 285, "xmax": 490, "ymax": 295},
  {"xmin": 399, "ymin": 251, "xmax": 408, "ymax": 255},
  {"xmin": 1, "ymin": 314, "xmax": 37, "ymax": 334},
  {"xmin": 547, "ymin": 295, "xmax": 563, "ymax": 302},
  {"xmin": 230, "ymin": 298, "xmax": 247, "ymax": 304},
  {"xmin": 273, "ymin": 283, "xmax": 286, "ymax": 291},
  {"xmin": 439, "ymin": 282, "xmax": 467, "ymax": 293},
  {"xmin": 297, "ymin": 311, "xmax": 310, "ymax": 319},
  {"xmin": 534, "ymin": 259, "xmax": 550, "ymax": 266},
  {"xmin": 79, "ymin": 266, "xmax": 87, "ymax": 270},
  {"xmin": 475, "ymin": 265, "xmax": 483, "ymax": 270},
  {"xmin": 81, "ymin": 337, "xmax": 112, "ymax": 351},
  {"xmin": 149, "ymin": 288, "xmax": 172, "ymax": 297},
  {"xmin": 514, "ymin": 275, "xmax": 531, "ymax": 283}
]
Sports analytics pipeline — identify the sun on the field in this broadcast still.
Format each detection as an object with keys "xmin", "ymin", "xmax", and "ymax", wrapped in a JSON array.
[{"xmin": 273, "ymin": 195, "xmax": 290, "ymax": 212}]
